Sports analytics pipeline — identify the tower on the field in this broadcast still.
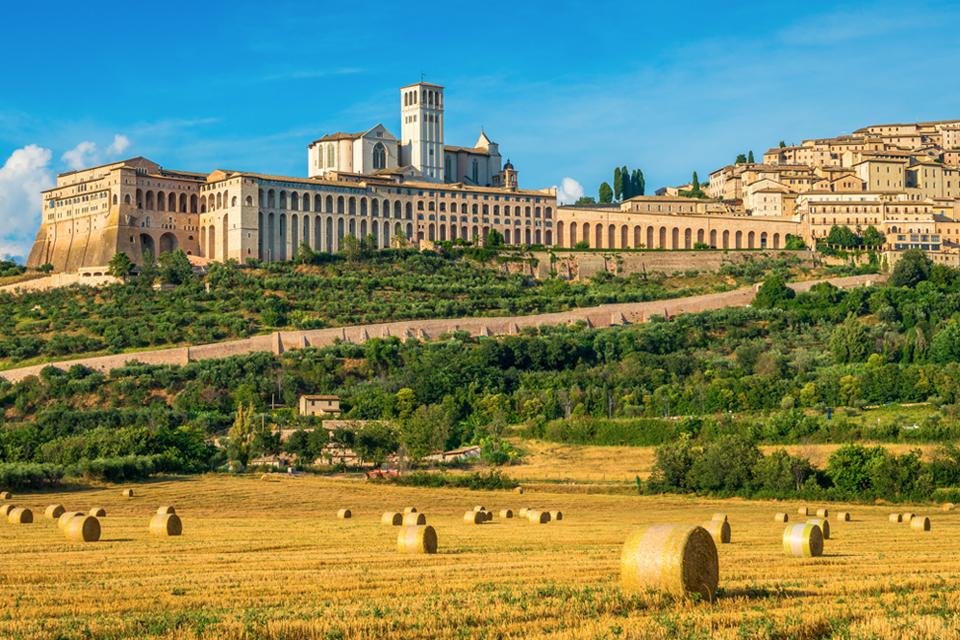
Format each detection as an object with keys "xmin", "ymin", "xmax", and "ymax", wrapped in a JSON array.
[{"xmin": 400, "ymin": 81, "xmax": 444, "ymax": 181}]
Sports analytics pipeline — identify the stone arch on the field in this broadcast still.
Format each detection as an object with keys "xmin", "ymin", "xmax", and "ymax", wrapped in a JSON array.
[
  {"xmin": 145, "ymin": 191, "xmax": 155, "ymax": 210},
  {"xmin": 303, "ymin": 215, "xmax": 310, "ymax": 249},
  {"xmin": 620, "ymin": 225, "xmax": 628, "ymax": 249},
  {"xmin": 278, "ymin": 213, "xmax": 287, "ymax": 261},
  {"xmin": 337, "ymin": 196, "xmax": 345, "ymax": 214},
  {"xmin": 222, "ymin": 214, "xmax": 229, "ymax": 260},
  {"xmin": 633, "ymin": 226, "xmax": 641, "ymax": 248},
  {"xmin": 267, "ymin": 213, "xmax": 276, "ymax": 260},
  {"xmin": 337, "ymin": 218, "xmax": 345, "ymax": 249},
  {"xmin": 710, "ymin": 229, "xmax": 718, "ymax": 247},
  {"xmin": 760, "ymin": 231, "xmax": 768, "ymax": 249},
  {"xmin": 684, "ymin": 228, "xmax": 692, "ymax": 249},
  {"xmin": 647, "ymin": 227, "xmax": 654, "ymax": 249},
  {"xmin": 659, "ymin": 227, "xmax": 666, "ymax": 249},
  {"xmin": 773, "ymin": 232, "xmax": 780, "ymax": 249},
  {"xmin": 748, "ymin": 230, "xmax": 755, "ymax": 249},
  {"xmin": 258, "ymin": 212, "xmax": 264, "ymax": 259},
  {"xmin": 349, "ymin": 197, "xmax": 356, "ymax": 215},
  {"xmin": 722, "ymin": 229, "xmax": 730, "ymax": 249},
  {"xmin": 140, "ymin": 233, "xmax": 155, "ymax": 259},
  {"xmin": 569, "ymin": 222, "xmax": 577, "ymax": 246},
  {"xmin": 671, "ymin": 227, "xmax": 679, "ymax": 249},
  {"xmin": 556, "ymin": 221, "xmax": 565, "ymax": 247},
  {"xmin": 159, "ymin": 232, "xmax": 177, "ymax": 254},
  {"xmin": 594, "ymin": 224, "xmax": 602, "ymax": 248},
  {"xmin": 607, "ymin": 224, "xmax": 615, "ymax": 248},
  {"xmin": 190, "ymin": 194, "xmax": 198, "ymax": 213},
  {"xmin": 179, "ymin": 193, "xmax": 187, "ymax": 213},
  {"xmin": 291, "ymin": 214, "xmax": 299, "ymax": 253},
  {"xmin": 582, "ymin": 223, "xmax": 590, "ymax": 248},
  {"xmin": 207, "ymin": 225, "xmax": 216, "ymax": 259},
  {"xmin": 697, "ymin": 229, "xmax": 705, "ymax": 244},
  {"xmin": 326, "ymin": 217, "xmax": 334, "ymax": 252},
  {"xmin": 735, "ymin": 230, "xmax": 743, "ymax": 249}
]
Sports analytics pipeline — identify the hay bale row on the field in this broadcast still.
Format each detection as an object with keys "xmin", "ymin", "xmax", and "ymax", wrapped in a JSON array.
[
  {"xmin": 701, "ymin": 519, "xmax": 731, "ymax": 544},
  {"xmin": 774, "ymin": 512, "xmax": 789, "ymax": 523},
  {"xmin": 403, "ymin": 512, "xmax": 426, "ymax": 526},
  {"xmin": 889, "ymin": 513, "xmax": 902, "ymax": 523},
  {"xmin": 620, "ymin": 524, "xmax": 718, "ymax": 600},
  {"xmin": 397, "ymin": 525, "xmax": 437, "ymax": 554},
  {"xmin": 7, "ymin": 507, "xmax": 32, "ymax": 524},
  {"xmin": 381, "ymin": 512, "xmax": 403, "ymax": 526},
  {"xmin": 1, "ymin": 504, "xmax": 17, "ymax": 517},
  {"xmin": 149, "ymin": 513, "xmax": 182, "ymax": 536},
  {"xmin": 901, "ymin": 512, "xmax": 915, "ymax": 523},
  {"xmin": 500, "ymin": 509, "xmax": 513, "ymax": 519},
  {"xmin": 89, "ymin": 507, "xmax": 106, "ymax": 517},
  {"xmin": 44, "ymin": 504, "xmax": 65, "ymax": 520},
  {"xmin": 815, "ymin": 508, "xmax": 829, "ymax": 518},
  {"xmin": 527, "ymin": 510, "xmax": 550, "ymax": 524},
  {"xmin": 58, "ymin": 511, "xmax": 84, "ymax": 530},
  {"xmin": 463, "ymin": 510, "xmax": 484, "ymax": 525},
  {"xmin": 797, "ymin": 506, "xmax": 810, "ymax": 516},
  {"xmin": 783, "ymin": 523, "xmax": 823, "ymax": 557},
  {"xmin": 911, "ymin": 515, "xmax": 931, "ymax": 531},
  {"xmin": 836, "ymin": 511, "xmax": 851, "ymax": 522}
]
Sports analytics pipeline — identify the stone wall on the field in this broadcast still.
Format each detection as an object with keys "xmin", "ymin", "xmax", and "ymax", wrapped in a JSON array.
[{"xmin": 0, "ymin": 274, "xmax": 881, "ymax": 384}]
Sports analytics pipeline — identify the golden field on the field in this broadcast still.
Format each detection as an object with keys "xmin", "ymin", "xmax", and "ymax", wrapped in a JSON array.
[{"xmin": 1, "ymin": 474, "xmax": 959, "ymax": 639}]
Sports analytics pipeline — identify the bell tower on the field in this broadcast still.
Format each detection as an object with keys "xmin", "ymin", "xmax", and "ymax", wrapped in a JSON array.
[{"xmin": 400, "ymin": 81, "xmax": 444, "ymax": 182}]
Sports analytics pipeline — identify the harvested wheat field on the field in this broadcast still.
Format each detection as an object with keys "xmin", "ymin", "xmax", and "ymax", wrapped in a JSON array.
[{"xmin": 1, "ymin": 474, "xmax": 960, "ymax": 639}]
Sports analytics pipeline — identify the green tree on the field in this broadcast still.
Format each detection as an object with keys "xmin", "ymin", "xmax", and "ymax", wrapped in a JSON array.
[
  {"xmin": 861, "ymin": 226, "xmax": 885, "ymax": 248},
  {"xmin": 485, "ymin": 229, "xmax": 505, "ymax": 248},
  {"xmin": 825, "ymin": 225, "xmax": 859, "ymax": 248},
  {"xmin": 929, "ymin": 317, "xmax": 960, "ymax": 364},
  {"xmin": 779, "ymin": 140, "xmax": 786, "ymax": 148},
  {"xmin": 691, "ymin": 171, "xmax": 700, "ymax": 193},
  {"xmin": 400, "ymin": 404, "xmax": 451, "ymax": 461},
  {"xmin": 826, "ymin": 444, "xmax": 885, "ymax": 494},
  {"xmin": 649, "ymin": 432, "xmax": 695, "ymax": 491},
  {"xmin": 838, "ymin": 374, "xmax": 862, "ymax": 407},
  {"xmin": 158, "ymin": 250, "xmax": 193, "ymax": 285},
  {"xmin": 598, "ymin": 182, "xmax": 613, "ymax": 204},
  {"xmin": 735, "ymin": 153, "xmax": 747, "ymax": 164},
  {"xmin": 353, "ymin": 421, "xmax": 398, "ymax": 466},
  {"xmin": 830, "ymin": 315, "xmax": 869, "ymax": 363},
  {"xmin": 753, "ymin": 449, "xmax": 815, "ymax": 493},
  {"xmin": 747, "ymin": 150, "xmax": 755, "ymax": 163},
  {"xmin": 632, "ymin": 169, "xmax": 645, "ymax": 196},
  {"xmin": 395, "ymin": 388, "xmax": 416, "ymax": 419},
  {"xmin": 341, "ymin": 234, "xmax": 362, "ymax": 262},
  {"xmin": 37, "ymin": 263, "xmax": 54, "ymax": 274},
  {"xmin": 226, "ymin": 403, "xmax": 256, "ymax": 466},
  {"xmin": 890, "ymin": 249, "xmax": 932, "ymax": 288},
  {"xmin": 613, "ymin": 167, "xmax": 623, "ymax": 201},
  {"xmin": 688, "ymin": 435, "xmax": 761, "ymax": 492},
  {"xmin": 108, "ymin": 252, "xmax": 134, "ymax": 278},
  {"xmin": 574, "ymin": 196, "xmax": 596, "ymax": 206},
  {"xmin": 753, "ymin": 273, "xmax": 796, "ymax": 309},
  {"xmin": 295, "ymin": 243, "xmax": 315, "ymax": 264},
  {"xmin": 784, "ymin": 234, "xmax": 806, "ymax": 250}
]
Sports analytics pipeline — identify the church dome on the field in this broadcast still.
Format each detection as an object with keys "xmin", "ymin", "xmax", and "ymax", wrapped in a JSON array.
[{"xmin": 504, "ymin": 159, "xmax": 514, "ymax": 170}]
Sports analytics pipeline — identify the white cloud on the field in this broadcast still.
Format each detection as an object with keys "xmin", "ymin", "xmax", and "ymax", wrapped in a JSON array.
[
  {"xmin": 106, "ymin": 133, "xmax": 130, "ymax": 156},
  {"xmin": 61, "ymin": 140, "xmax": 98, "ymax": 170},
  {"xmin": 555, "ymin": 177, "xmax": 584, "ymax": 205},
  {"xmin": 0, "ymin": 145, "xmax": 54, "ymax": 262}
]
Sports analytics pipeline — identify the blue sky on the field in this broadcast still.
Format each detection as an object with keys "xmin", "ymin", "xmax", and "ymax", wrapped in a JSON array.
[{"xmin": 1, "ymin": 0, "xmax": 959, "ymax": 260}]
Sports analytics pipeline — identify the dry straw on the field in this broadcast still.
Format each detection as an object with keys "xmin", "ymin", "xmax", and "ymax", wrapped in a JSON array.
[
  {"xmin": 121, "ymin": 489, "xmax": 134, "ymax": 498},
  {"xmin": 797, "ymin": 506, "xmax": 810, "ymax": 516},
  {"xmin": 942, "ymin": 503, "xmax": 955, "ymax": 512},
  {"xmin": 701, "ymin": 519, "xmax": 731, "ymax": 544},
  {"xmin": 463, "ymin": 510, "xmax": 484, "ymax": 524},
  {"xmin": 815, "ymin": 508, "xmax": 829, "ymax": 518},
  {"xmin": 500, "ymin": 509, "xmax": 513, "ymax": 519},
  {"xmin": 44, "ymin": 504, "xmax": 65, "ymax": 520},
  {"xmin": 518, "ymin": 508, "xmax": 529, "ymax": 518},
  {"xmin": 774, "ymin": 512, "xmax": 789, "ymax": 523},
  {"xmin": 403, "ymin": 507, "xmax": 418, "ymax": 514},
  {"xmin": 549, "ymin": 510, "xmax": 564, "ymax": 522},
  {"xmin": 64, "ymin": 515, "xmax": 101, "ymax": 543},
  {"xmin": 837, "ymin": 511, "xmax": 851, "ymax": 522},
  {"xmin": 156, "ymin": 506, "xmax": 176, "ymax": 515},
  {"xmin": 901, "ymin": 512, "xmax": 915, "ymax": 523},
  {"xmin": 402, "ymin": 512, "xmax": 426, "ymax": 526},
  {"xmin": 910, "ymin": 515, "xmax": 931, "ymax": 531},
  {"xmin": 527, "ymin": 510, "xmax": 550, "ymax": 524},
  {"xmin": 889, "ymin": 513, "xmax": 902, "ymax": 523},
  {"xmin": 482, "ymin": 510, "xmax": 493, "ymax": 522},
  {"xmin": 58, "ymin": 512, "xmax": 84, "ymax": 530},
  {"xmin": 397, "ymin": 525, "xmax": 438, "ymax": 554},
  {"xmin": 0, "ymin": 504, "xmax": 15, "ymax": 517},
  {"xmin": 337, "ymin": 509, "xmax": 352, "ymax": 519},
  {"xmin": 620, "ymin": 524, "xmax": 719, "ymax": 600},
  {"xmin": 381, "ymin": 512, "xmax": 402, "ymax": 526},
  {"xmin": 7, "ymin": 507, "xmax": 32, "ymax": 524},
  {"xmin": 807, "ymin": 517, "xmax": 831, "ymax": 539},
  {"xmin": 89, "ymin": 507, "xmax": 107, "ymax": 517},
  {"xmin": 711, "ymin": 513, "xmax": 727, "ymax": 522},
  {"xmin": 149, "ymin": 513, "xmax": 183, "ymax": 536},
  {"xmin": 0, "ymin": 491, "xmax": 11, "ymax": 500},
  {"xmin": 783, "ymin": 523, "xmax": 824, "ymax": 557},
  {"xmin": 515, "ymin": 486, "xmax": 524, "ymax": 494}
]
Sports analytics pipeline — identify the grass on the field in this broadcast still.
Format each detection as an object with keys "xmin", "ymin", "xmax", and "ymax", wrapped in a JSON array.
[{"xmin": 1, "ymin": 474, "xmax": 959, "ymax": 639}]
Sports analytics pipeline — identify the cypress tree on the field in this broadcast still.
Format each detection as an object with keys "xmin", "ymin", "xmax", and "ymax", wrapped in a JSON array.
[
  {"xmin": 748, "ymin": 150, "xmax": 755, "ymax": 163},
  {"xmin": 622, "ymin": 166, "xmax": 632, "ymax": 200},
  {"xmin": 613, "ymin": 167, "xmax": 623, "ymax": 201}
]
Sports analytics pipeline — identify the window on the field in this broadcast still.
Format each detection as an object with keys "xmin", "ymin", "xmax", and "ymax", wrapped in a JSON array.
[
  {"xmin": 373, "ymin": 142, "xmax": 387, "ymax": 170},
  {"xmin": 327, "ymin": 145, "xmax": 335, "ymax": 167}
]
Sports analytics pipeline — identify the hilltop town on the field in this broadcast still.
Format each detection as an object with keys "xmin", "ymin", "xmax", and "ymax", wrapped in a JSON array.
[{"xmin": 23, "ymin": 80, "xmax": 960, "ymax": 279}]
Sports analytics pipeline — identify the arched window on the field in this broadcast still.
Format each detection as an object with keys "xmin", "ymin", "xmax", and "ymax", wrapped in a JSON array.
[
  {"xmin": 471, "ymin": 159, "xmax": 479, "ymax": 184},
  {"xmin": 373, "ymin": 142, "xmax": 387, "ymax": 170}
]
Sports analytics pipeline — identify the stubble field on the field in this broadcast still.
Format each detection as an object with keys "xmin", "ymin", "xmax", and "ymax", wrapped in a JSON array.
[{"xmin": 1, "ymin": 474, "xmax": 959, "ymax": 640}]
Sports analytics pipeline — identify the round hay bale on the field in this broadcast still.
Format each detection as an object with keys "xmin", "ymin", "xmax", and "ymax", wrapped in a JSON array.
[
  {"xmin": 482, "ymin": 510, "xmax": 494, "ymax": 522},
  {"xmin": 7, "ymin": 507, "xmax": 32, "ymax": 524},
  {"xmin": 156, "ymin": 506, "xmax": 176, "ymax": 515},
  {"xmin": 149, "ymin": 513, "xmax": 182, "ymax": 537},
  {"xmin": 807, "ymin": 518, "xmax": 830, "ymax": 540},
  {"xmin": 58, "ymin": 512, "xmax": 84, "ymax": 530},
  {"xmin": 942, "ymin": 503, "xmax": 955, "ymax": 512},
  {"xmin": 910, "ymin": 515, "xmax": 931, "ymax": 531},
  {"xmin": 337, "ymin": 508, "xmax": 352, "ymax": 519},
  {"xmin": 549, "ymin": 510, "xmax": 563, "ymax": 522},
  {"xmin": 701, "ymin": 519, "xmax": 731, "ymax": 544},
  {"xmin": 889, "ymin": 513, "xmax": 902, "ymax": 523},
  {"xmin": 402, "ymin": 512, "xmax": 426, "ymax": 526},
  {"xmin": 815, "ymin": 508, "xmax": 829, "ymax": 518},
  {"xmin": 89, "ymin": 507, "xmax": 107, "ymax": 517},
  {"xmin": 782, "ymin": 523, "xmax": 823, "ymax": 557},
  {"xmin": 711, "ymin": 513, "xmax": 727, "ymax": 522},
  {"xmin": 402, "ymin": 507, "xmax": 417, "ymax": 514},
  {"xmin": 44, "ymin": 504, "xmax": 66, "ymax": 520},
  {"xmin": 836, "ymin": 511, "xmax": 851, "ymax": 522},
  {"xmin": 620, "ymin": 524, "xmax": 719, "ymax": 600},
  {"xmin": 472, "ymin": 505, "xmax": 486, "ymax": 512},
  {"xmin": 463, "ymin": 510, "xmax": 484, "ymax": 524},
  {"xmin": 381, "ymin": 512, "xmax": 402, "ymax": 526},
  {"xmin": 500, "ymin": 509, "xmax": 513, "ymax": 519},
  {"xmin": 0, "ymin": 491, "xmax": 11, "ymax": 500},
  {"xmin": 0, "ymin": 504, "xmax": 15, "ymax": 517},
  {"xmin": 64, "ymin": 515, "xmax": 100, "ymax": 543},
  {"xmin": 518, "ymin": 508, "xmax": 529, "ymax": 518},
  {"xmin": 397, "ymin": 525, "xmax": 437, "ymax": 554},
  {"xmin": 515, "ymin": 486, "xmax": 524, "ymax": 494},
  {"xmin": 774, "ymin": 512, "xmax": 789, "ymax": 523},
  {"xmin": 527, "ymin": 510, "xmax": 550, "ymax": 524},
  {"xmin": 901, "ymin": 512, "xmax": 915, "ymax": 523},
  {"xmin": 121, "ymin": 489, "xmax": 134, "ymax": 498},
  {"xmin": 797, "ymin": 506, "xmax": 810, "ymax": 516}
]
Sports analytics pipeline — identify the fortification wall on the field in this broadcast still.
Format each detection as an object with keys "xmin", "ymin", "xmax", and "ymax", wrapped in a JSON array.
[
  {"xmin": 0, "ymin": 272, "xmax": 120, "ymax": 294},
  {"xmin": 0, "ymin": 274, "xmax": 881, "ymax": 384}
]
